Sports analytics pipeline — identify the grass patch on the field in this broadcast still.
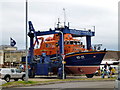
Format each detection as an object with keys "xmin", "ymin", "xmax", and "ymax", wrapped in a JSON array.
[
  {"xmin": 54, "ymin": 77, "xmax": 117, "ymax": 82},
  {"xmin": 2, "ymin": 81, "xmax": 40, "ymax": 87}
]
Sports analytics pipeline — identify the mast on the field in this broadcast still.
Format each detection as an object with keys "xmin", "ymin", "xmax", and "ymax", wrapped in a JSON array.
[
  {"xmin": 57, "ymin": 18, "xmax": 60, "ymax": 28},
  {"xmin": 63, "ymin": 8, "xmax": 66, "ymax": 27}
]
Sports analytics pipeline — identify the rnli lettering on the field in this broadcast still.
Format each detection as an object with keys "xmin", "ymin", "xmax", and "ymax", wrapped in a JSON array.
[
  {"xmin": 76, "ymin": 56, "xmax": 80, "ymax": 59},
  {"xmin": 76, "ymin": 56, "xmax": 85, "ymax": 59},
  {"xmin": 81, "ymin": 56, "xmax": 85, "ymax": 59}
]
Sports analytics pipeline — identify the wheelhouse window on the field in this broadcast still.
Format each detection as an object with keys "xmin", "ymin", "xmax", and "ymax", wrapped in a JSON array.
[
  {"xmin": 70, "ymin": 41, "xmax": 73, "ymax": 45},
  {"xmin": 64, "ymin": 41, "xmax": 82, "ymax": 45},
  {"xmin": 46, "ymin": 43, "xmax": 52, "ymax": 48},
  {"xmin": 64, "ymin": 41, "xmax": 70, "ymax": 45},
  {"xmin": 73, "ymin": 41, "xmax": 77, "ymax": 45},
  {"xmin": 66, "ymin": 41, "xmax": 70, "ymax": 44},
  {"xmin": 77, "ymin": 41, "xmax": 80, "ymax": 45},
  {"xmin": 81, "ymin": 42, "xmax": 83, "ymax": 45}
]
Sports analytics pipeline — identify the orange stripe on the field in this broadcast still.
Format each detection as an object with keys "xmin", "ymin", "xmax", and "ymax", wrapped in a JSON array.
[{"xmin": 66, "ymin": 52, "xmax": 105, "ymax": 58}]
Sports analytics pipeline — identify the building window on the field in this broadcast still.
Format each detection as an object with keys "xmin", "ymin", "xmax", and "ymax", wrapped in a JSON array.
[
  {"xmin": 13, "ymin": 55, "xmax": 16, "ymax": 58},
  {"xmin": 6, "ymin": 55, "xmax": 10, "ymax": 58}
]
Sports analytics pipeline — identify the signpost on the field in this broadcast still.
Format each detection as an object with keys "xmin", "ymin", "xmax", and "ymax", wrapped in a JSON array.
[
  {"xmin": 55, "ymin": 30, "xmax": 65, "ymax": 79},
  {"xmin": 61, "ymin": 54, "xmax": 65, "ymax": 60},
  {"xmin": 61, "ymin": 54, "xmax": 65, "ymax": 79}
]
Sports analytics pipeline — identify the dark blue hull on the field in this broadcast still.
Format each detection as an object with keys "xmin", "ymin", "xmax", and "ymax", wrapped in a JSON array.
[
  {"xmin": 50, "ymin": 51, "xmax": 106, "ymax": 66},
  {"xmin": 49, "ymin": 51, "xmax": 106, "ymax": 74},
  {"xmin": 65, "ymin": 51, "xmax": 106, "ymax": 66}
]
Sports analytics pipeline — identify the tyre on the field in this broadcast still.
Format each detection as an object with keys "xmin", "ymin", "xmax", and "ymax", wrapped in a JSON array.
[
  {"xmin": 14, "ymin": 78, "xmax": 19, "ymax": 81},
  {"xmin": 57, "ymin": 73, "xmax": 62, "ymax": 79},
  {"xmin": 57, "ymin": 73, "xmax": 66, "ymax": 79},
  {"xmin": 29, "ymin": 73, "xmax": 35, "ymax": 78},
  {"xmin": 86, "ymin": 74, "xmax": 94, "ymax": 78},
  {"xmin": 4, "ymin": 76, "xmax": 10, "ymax": 82},
  {"xmin": 22, "ymin": 75, "xmax": 26, "ymax": 81},
  {"xmin": 29, "ymin": 69, "xmax": 35, "ymax": 78},
  {"xmin": 29, "ymin": 75, "xmax": 35, "ymax": 78}
]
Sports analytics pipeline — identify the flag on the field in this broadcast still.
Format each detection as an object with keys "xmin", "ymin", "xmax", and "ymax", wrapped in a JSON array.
[{"xmin": 10, "ymin": 37, "xmax": 16, "ymax": 47}]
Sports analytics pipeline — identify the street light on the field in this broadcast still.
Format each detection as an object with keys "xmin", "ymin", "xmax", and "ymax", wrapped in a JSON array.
[
  {"xmin": 55, "ymin": 30, "xmax": 65, "ymax": 79},
  {"xmin": 25, "ymin": 0, "xmax": 28, "ymax": 81}
]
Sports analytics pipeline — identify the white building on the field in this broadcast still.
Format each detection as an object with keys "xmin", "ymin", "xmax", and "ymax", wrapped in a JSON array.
[
  {"xmin": 0, "ymin": 50, "xmax": 4, "ymax": 66},
  {"xmin": 0, "ymin": 45, "xmax": 26, "ymax": 68}
]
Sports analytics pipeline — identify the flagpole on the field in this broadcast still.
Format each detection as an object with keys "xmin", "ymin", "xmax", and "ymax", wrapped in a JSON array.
[
  {"xmin": 10, "ymin": 51, "xmax": 11, "ymax": 68},
  {"xmin": 10, "ymin": 38, "xmax": 11, "ymax": 68},
  {"xmin": 25, "ymin": 0, "xmax": 28, "ymax": 82}
]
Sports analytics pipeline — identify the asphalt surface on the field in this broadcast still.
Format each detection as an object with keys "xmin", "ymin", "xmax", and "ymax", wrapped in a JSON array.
[
  {"xmin": 1, "ymin": 76, "xmax": 117, "ymax": 90},
  {"xmin": 22, "ymin": 81, "xmax": 115, "ymax": 89},
  {"xmin": 0, "ymin": 75, "xmax": 91, "ymax": 85},
  {"xmin": 1, "ymin": 75, "xmax": 116, "ymax": 85}
]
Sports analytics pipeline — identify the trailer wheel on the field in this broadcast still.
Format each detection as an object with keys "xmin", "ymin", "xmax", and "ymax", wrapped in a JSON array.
[
  {"xmin": 57, "ymin": 72, "xmax": 66, "ymax": 79},
  {"xmin": 86, "ymin": 74, "xmax": 94, "ymax": 78},
  {"xmin": 29, "ymin": 74, "xmax": 35, "ymax": 78},
  {"xmin": 29, "ymin": 70, "xmax": 35, "ymax": 78}
]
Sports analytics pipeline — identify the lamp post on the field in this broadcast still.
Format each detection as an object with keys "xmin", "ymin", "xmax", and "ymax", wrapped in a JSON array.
[
  {"xmin": 55, "ymin": 30, "xmax": 65, "ymax": 79},
  {"xmin": 25, "ymin": 0, "xmax": 28, "ymax": 81}
]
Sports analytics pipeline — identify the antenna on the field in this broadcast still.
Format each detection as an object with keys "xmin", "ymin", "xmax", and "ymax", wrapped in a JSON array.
[
  {"xmin": 63, "ymin": 8, "xmax": 66, "ymax": 27},
  {"xmin": 57, "ymin": 18, "xmax": 60, "ymax": 28},
  {"xmin": 68, "ymin": 22, "xmax": 69, "ymax": 28},
  {"xmin": 93, "ymin": 26, "xmax": 95, "ymax": 32}
]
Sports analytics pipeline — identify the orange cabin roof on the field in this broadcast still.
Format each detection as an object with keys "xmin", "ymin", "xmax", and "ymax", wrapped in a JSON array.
[{"xmin": 45, "ymin": 37, "xmax": 53, "ymax": 41}]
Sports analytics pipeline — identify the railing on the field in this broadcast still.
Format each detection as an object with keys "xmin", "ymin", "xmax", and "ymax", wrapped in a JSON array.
[{"xmin": 92, "ymin": 44, "xmax": 102, "ymax": 51}]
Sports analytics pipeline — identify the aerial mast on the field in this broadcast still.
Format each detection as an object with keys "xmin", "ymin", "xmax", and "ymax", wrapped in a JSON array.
[
  {"xmin": 63, "ymin": 8, "xmax": 66, "ymax": 27},
  {"xmin": 57, "ymin": 18, "xmax": 60, "ymax": 28}
]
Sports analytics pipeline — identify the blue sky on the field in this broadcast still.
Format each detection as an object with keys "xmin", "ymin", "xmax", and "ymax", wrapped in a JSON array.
[{"xmin": 0, "ymin": 0, "xmax": 118, "ymax": 51}]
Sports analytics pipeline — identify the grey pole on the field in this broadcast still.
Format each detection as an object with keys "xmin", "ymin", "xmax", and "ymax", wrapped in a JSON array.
[
  {"xmin": 25, "ymin": 0, "xmax": 28, "ymax": 82},
  {"xmin": 117, "ymin": 60, "xmax": 120, "ymax": 90},
  {"xmin": 55, "ymin": 30, "xmax": 65, "ymax": 79},
  {"xmin": 61, "ymin": 31, "xmax": 65, "ymax": 79}
]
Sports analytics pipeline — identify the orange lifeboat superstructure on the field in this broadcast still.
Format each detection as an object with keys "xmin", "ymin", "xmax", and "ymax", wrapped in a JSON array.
[{"xmin": 34, "ymin": 33, "xmax": 87, "ymax": 56}]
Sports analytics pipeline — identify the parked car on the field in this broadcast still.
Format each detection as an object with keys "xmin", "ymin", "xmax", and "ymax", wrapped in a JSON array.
[{"xmin": 0, "ymin": 68, "xmax": 26, "ymax": 82}]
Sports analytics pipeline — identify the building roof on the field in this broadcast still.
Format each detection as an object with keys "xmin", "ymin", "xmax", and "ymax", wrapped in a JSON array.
[
  {"xmin": 0, "ymin": 45, "xmax": 17, "ymax": 50},
  {"xmin": 103, "ymin": 51, "xmax": 119, "ymax": 60},
  {"xmin": 4, "ymin": 50, "xmax": 26, "ymax": 53}
]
